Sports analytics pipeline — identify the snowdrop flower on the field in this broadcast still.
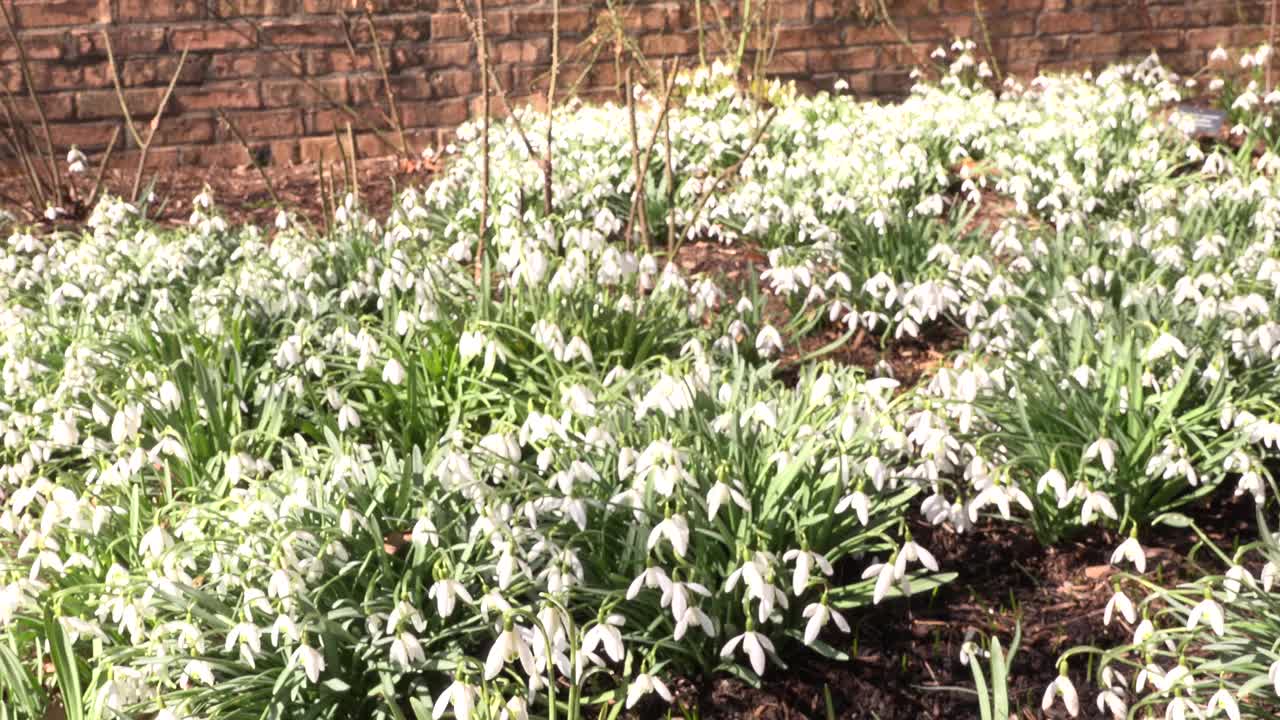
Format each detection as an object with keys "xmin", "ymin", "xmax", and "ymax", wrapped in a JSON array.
[
  {"xmin": 581, "ymin": 614, "xmax": 626, "ymax": 663},
  {"xmin": 1103, "ymin": 587, "xmax": 1136, "ymax": 626},
  {"xmin": 706, "ymin": 480, "xmax": 750, "ymax": 520},
  {"xmin": 836, "ymin": 489, "xmax": 870, "ymax": 525},
  {"xmin": 1037, "ymin": 467, "xmax": 1069, "ymax": 504},
  {"xmin": 337, "ymin": 405, "xmax": 361, "ymax": 431},
  {"xmin": 720, "ymin": 630, "xmax": 774, "ymax": 676},
  {"xmin": 226, "ymin": 622, "xmax": 262, "ymax": 668},
  {"xmin": 1187, "ymin": 591, "xmax": 1226, "ymax": 636},
  {"xmin": 1041, "ymin": 673, "xmax": 1080, "ymax": 717},
  {"xmin": 1084, "ymin": 437, "xmax": 1118, "ymax": 472},
  {"xmin": 1206, "ymin": 687, "xmax": 1240, "ymax": 720},
  {"xmin": 646, "ymin": 515, "xmax": 690, "ymax": 558},
  {"xmin": 1145, "ymin": 332, "xmax": 1189, "ymax": 362},
  {"xmin": 755, "ymin": 325, "xmax": 783, "ymax": 357},
  {"xmin": 1222, "ymin": 564, "xmax": 1253, "ymax": 602},
  {"xmin": 66, "ymin": 146, "xmax": 87, "ymax": 174},
  {"xmin": 382, "ymin": 358, "xmax": 405, "ymax": 385},
  {"xmin": 673, "ymin": 605, "xmax": 716, "ymax": 640},
  {"xmin": 626, "ymin": 566, "xmax": 672, "ymax": 599},
  {"xmin": 626, "ymin": 673, "xmax": 673, "ymax": 708},
  {"xmin": 1132, "ymin": 617, "xmax": 1155, "ymax": 644},
  {"xmin": 862, "ymin": 558, "xmax": 898, "ymax": 605},
  {"xmin": 1111, "ymin": 534, "xmax": 1146, "ymax": 573},
  {"xmin": 1096, "ymin": 688, "xmax": 1127, "ymax": 719},
  {"xmin": 1080, "ymin": 490, "xmax": 1118, "ymax": 525},
  {"xmin": 894, "ymin": 539, "xmax": 939, "ymax": 578},
  {"xmin": 428, "ymin": 578, "xmax": 473, "ymax": 618},
  {"xmin": 801, "ymin": 602, "xmax": 849, "ymax": 645},
  {"xmin": 782, "ymin": 549, "xmax": 834, "ymax": 596},
  {"xmin": 432, "ymin": 678, "xmax": 477, "ymax": 720},
  {"xmin": 1166, "ymin": 696, "xmax": 1204, "ymax": 720},
  {"xmin": 485, "ymin": 622, "xmax": 536, "ymax": 680},
  {"xmin": 390, "ymin": 631, "xmax": 426, "ymax": 669},
  {"xmin": 294, "ymin": 643, "xmax": 325, "ymax": 683},
  {"xmin": 158, "ymin": 380, "xmax": 182, "ymax": 409}
]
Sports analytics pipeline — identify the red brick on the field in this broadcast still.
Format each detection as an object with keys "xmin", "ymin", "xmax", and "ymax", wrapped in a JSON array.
[
  {"xmin": 76, "ymin": 88, "xmax": 167, "ymax": 120},
  {"xmin": 1039, "ymin": 12, "xmax": 1096, "ymax": 35},
  {"xmin": 260, "ymin": 19, "xmax": 345, "ymax": 47},
  {"xmin": 11, "ymin": 0, "xmax": 108, "ymax": 28},
  {"xmin": 178, "ymin": 142, "xmax": 251, "ymax": 168},
  {"xmin": 173, "ymin": 81, "xmax": 262, "ymax": 112},
  {"xmin": 170, "ymin": 26, "xmax": 257, "ymax": 52},
  {"xmin": 208, "ymin": 50, "xmax": 301, "ymax": 80},
  {"xmin": 219, "ymin": 108, "xmax": 303, "ymax": 140},
  {"xmin": 145, "ymin": 115, "xmax": 217, "ymax": 146},
  {"xmin": 122, "ymin": 55, "xmax": 210, "ymax": 87},
  {"xmin": 116, "ymin": 0, "xmax": 204, "ymax": 21},
  {"xmin": 262, "ymin": 77, "xmax": 348, "ymax": 108},
  {"xmin": 71, "ymin": 28, "xmax": 168, "ymax": 60},
  {"xmin": 49, "ymin": 120, "xmax": 120, "ymax": 151},
  {"xmin": 0, "ymin": 31, "xmax": 66, "ymax": 62}
]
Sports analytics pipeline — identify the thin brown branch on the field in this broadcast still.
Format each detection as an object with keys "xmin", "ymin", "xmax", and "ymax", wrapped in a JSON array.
[
  {"xmin": 200, "ymin": 1, "xmax": 403, "ymax": 156},
  {"xmin": 365, "ymin": 12, "xmax": 408, "ymax": 155},
  {"xmin": 677, "ymin": 105, "xmax": 778, "ymax": 258},
  {"xmin": 131, "ymin": 47, "xmax": 189, "ymax": 203},
  {"xmin": 1, "ymin": 2, "xmax": 61, "ymax": 201},
  {"xmin": 86, "ymin": 125, "xmax": 122, "ymax": 210},
  {"xmin": 217, "ymin": 109, "xmax": 282, "ymax": 208},
  {"xmin": 0, "ymin": 91, "xmax": 47, "ymax": 209},
  {"xmin": 543, "ymin": 0, "xmax": 560, "ymax": 218},
  {"xmin": 102, "ymin": 32, "xmax": 145, "ymax": 148},
  {"xmin": 625, "ymin": 60, "xmax": 681, "ymax": 250}
]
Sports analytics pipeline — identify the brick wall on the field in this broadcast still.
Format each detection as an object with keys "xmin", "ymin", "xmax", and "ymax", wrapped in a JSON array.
[{"xmin": 0, "ymin": 0, "xmax": 1273, "ymax": 168}]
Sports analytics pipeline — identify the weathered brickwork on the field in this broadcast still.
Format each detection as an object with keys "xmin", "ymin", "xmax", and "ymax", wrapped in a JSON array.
[{"xmin": 0, "ymin": 0, "xmax": 1274, "ymax": 167}]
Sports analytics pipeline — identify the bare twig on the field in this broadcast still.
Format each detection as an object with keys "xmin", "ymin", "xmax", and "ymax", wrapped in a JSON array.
[
  {"xmin": 132, "ymin": 47, "xmax": 188, "ymax": 203},
  {"xmin": 470, "ymin": 0, "xmax": 491, "ymax": 282},
  {"xmin": 625, "ymin": 60, "xmax": 681, "ymax": 250},
  {"xmin": 973, "ymin": 0, "xmax": 1003, "ymax": 84},
  {"xmin": 200, "ymin": 1, "xmax": 403, "ymax": 156},
  {"xmin": 104, "ymin": 32, "xmax": 189, "ymax": 203},
  {"xmin": 102, "ymin": 33, "xmax": 144, "ymax": 148},
  {"xmin": 624, "ymin": 68, "xmax": 642, "ymax": 250},
  {"xmin": 695, "ymin": 0, "xmax": 707, "ymax": 67},
  {"xmin": 0, "ymin": 91, "xmax": 47, "ymax": 208},
  {"xmin": 0, "ymin": 1, "xmax": 61, "ymax": 202},
  {"xmin": 365, "ymin": 12, "xmax": 408, "ymax": 155},
  {"xmin": 676, "ymin": 105, "xmax": 778, "ymax": 258},
  {"xmin": 543, "ymin": 0, "xmax": 560, "ymax": 218},
  {"xmin": 217, "ymin": 110, "xmax": 282, "ymax": 208},
  {"xmin": 86, "ymin": 126, "xmax": 122, "ymax": 210},
  {"xmin": 346, "ymin": 121, "xmax": 359, "ymax": 207},
  {"xmin": 662, "ymin": 63, "xmax": 677, "ymax": 252}
]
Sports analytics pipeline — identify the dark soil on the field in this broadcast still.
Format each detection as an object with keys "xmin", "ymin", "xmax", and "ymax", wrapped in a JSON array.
[
  {"xmin": 649, "ymin": 488, "xmax": 1257, "ymax": 720},
  {"xmin": 1, "ymin": 155, "xmax": 429, "ymax": 229}
]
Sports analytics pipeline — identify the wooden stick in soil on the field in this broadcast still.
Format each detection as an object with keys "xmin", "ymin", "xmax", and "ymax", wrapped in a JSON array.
[
  {"xmin": 217, "ymin": 110, "xmax": 283, "ymax": 209},
  {"xmin": 624, "ymin": 59, "xmax": 681, "ymax": 251},
  {"xmin": 624, "ymin": 67, "xmax": 642, "ymax": 251},
  {"xmin": 346, "ymin": 121, "xmax": 360, "ymax": 208},
  {"xmin": 662, "ymin": 63, "xmax": 677, "ymax": 253},
  {"xmin": 85, "ymin": 126, "xmax": 122, "ymax": 211},
  {"xmin": 365, "ymin": 12, "xmax": 409, "ymax": 156},
  {"xmin": 0, "ymin": 92, "xmax": 47, "ymax": 209},
  {"xmin": 543, "ymin": 0, "xmax": 560, "ymax": 218},
  {"xmin": 0, "ymin": 1, "xmax": 61, "ymax": 202},
  {"xmin": 476, "ymin": 0, "xmax": 491, "ymax": 283}
]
